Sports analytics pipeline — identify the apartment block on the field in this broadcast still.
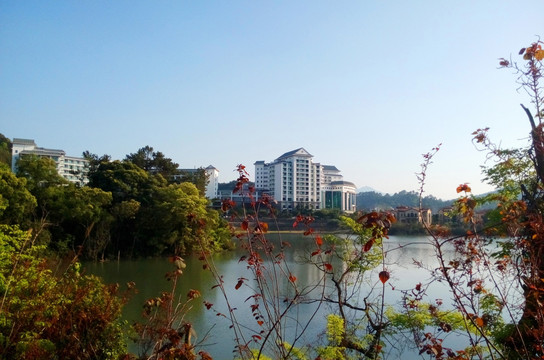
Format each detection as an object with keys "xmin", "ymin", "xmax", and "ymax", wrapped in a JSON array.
[
  {"xmin": 254, "ymin": 148, "xmax": 356, "ymax": 212},
  {"xmin": 11, "ymin": 138, "xmax": 89, "ymax": 185}
]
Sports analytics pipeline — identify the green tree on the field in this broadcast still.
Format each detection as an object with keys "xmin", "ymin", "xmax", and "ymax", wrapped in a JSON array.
[
  {"xmin": 87, "ymin": 159, "xmax": 230, "ymax": 258},
  {"xmin": 0, "ymin": 163, "xmax": 36, "ymax": 227},
  {"xmin": 82, "ymin": 150, "xmax": 111, "ymax": 176},
  {"xmin": 88, "ymin": 159, "xmax": 163, "ymax": 203},
  {"xmin": 15, "ymin": 155, "xmax": 67, "ymax": 191},
  {"xmin": 86, "ymin": 160, "xmax": 157, "ymax": 257},
  {"xmin": 174, "ymin": 168, "xmax": 209, "ymax": 195},
  {"xmin": 51, "ymin": 185, "xmax": 113, "ymax": 260},
  {"xmin": 15, "ymin": 155, "xmax": 113, "ymax": 256},
  {"xmin": 0, "ymin": 134, "xmax": 11, "ymax": 167},
  {"xmin": 137, "ymin": 182, "xmax": 227, "ymax": 255},
  {"xmin": 125, "ymin": 145, "xmax": 179, "ymax": 178}
]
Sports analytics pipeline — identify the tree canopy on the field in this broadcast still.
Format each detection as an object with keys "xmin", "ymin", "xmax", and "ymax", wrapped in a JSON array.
[{"xmin": 0, "ymin": 134, "xmax": 11, "ymax": 167}]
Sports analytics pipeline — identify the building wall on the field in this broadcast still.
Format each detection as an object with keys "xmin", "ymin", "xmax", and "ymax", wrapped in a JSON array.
[
  {"xmin": 11, "ymin": 139, "xmax": 38, "ymax": 172},
  {"xmin": 321, "ymin": 182, "xmax": 357, "ymax": 213},
  {"xmin": 205, "ymin": 166, "xmax": 219, "ymax": 199},
  {"xmin": 393, "ymin": 206, "xmax": 432, "ymax": 225},
  {"xmin": 61, "ymin": 156, "xmax": 89, "ymax": 185},
  {"xmin": 11, "ymin": 138, "xmax": 88, "ymax": 185},
  {"xmin": 254, "ymin": 148, "xmax": 355, "ymax": 212}
]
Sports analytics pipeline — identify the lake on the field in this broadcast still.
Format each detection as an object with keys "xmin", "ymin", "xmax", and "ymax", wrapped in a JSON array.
[{"xmin": 84, "ymin": 234, "xmax": 498, "ymax": 359}]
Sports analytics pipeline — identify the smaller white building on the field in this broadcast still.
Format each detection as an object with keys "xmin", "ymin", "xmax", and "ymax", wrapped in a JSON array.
[
  {"xmin": 321, "ymin": 180, "xmax": 357, "ymax": 213},
  {"xmin": 204, "ymin": 165, "xmax": 219, "ymax": 199},
  {"xmin": 174, "ymin": 166, "xmax": 220, "ymax": 199},
  {"xmin": 11, "ymin": 138, "xmax": 89, "ymax": 185}
]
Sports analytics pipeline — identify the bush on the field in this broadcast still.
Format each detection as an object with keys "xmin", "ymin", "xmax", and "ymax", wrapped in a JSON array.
[{"xmin": 0, "ymin": 225, "xmax": 130, "ymax": 359}]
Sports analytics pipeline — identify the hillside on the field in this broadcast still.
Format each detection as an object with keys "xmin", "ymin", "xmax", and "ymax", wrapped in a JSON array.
[{"xmin": 356, "ymin": 190, "xmax": 453, "ymax": 213}]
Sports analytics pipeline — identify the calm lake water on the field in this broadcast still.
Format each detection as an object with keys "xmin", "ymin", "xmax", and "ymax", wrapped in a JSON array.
[{"xmin": 83, "ymin": 234, "xmax": 482, "ymax": 359}]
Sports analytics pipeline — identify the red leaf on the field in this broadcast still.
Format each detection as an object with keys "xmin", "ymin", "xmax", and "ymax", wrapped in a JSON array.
[
  {"xmin": 315, "ymin": 235, "xmax": 323, "ymax": 247},
  {"xmin": 379, "ymin": 271, "xmax": 390, "ymax": 284},
  {"xmin": 257, "ymin": 320, "xmax": 264, "ymax": 326},
  {"xmin": 324, "ymin": 263, "xmax": 333, "ymax": 272},
  {"xmin": 204, "ymin": 301, "xmax": 213, "ymax": 310},
  {"xmin": 289, "ymin": 274, "xmax": 297, "ymax": 283},
  {"xmin": 311, "ymin": 249, "xmax": 321, "ymax": 257},
  {"xmin": 363, "ymin": 238, "xmax": 375, "ymax": 252},
  {"xmin": 456, "ymin": 183, "xmax": 471, "ymax": 193},
  {"xmin": 241, "ymin": 220, "xmax": 249, "ymax": 231},
  {"xmin": 235, "ymin": 279, "xmax": 244, "ymax": 290},
  {"xmin": 238, "ymin": 256, "xmax": 247, "ymax": 263}
]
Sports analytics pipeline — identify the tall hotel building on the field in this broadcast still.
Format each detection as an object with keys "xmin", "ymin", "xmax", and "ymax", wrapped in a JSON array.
[{"xmin": 254, "ymin": 148, "xmax": 356, "ymax": 213}]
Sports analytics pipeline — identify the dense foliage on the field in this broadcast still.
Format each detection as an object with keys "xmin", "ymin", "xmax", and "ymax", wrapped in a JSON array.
[
  {"xmin": 357, "ymin": 190, "xmax": 453, "ymax": 212},
  {"xmin": 0, "ymin": 145, "xmax": 233, "ymax": 260},
  {"xmin": 0, "ymin": 225, "xmax": 129, "ymax": 359},
  {"xmin": 0, "ymin": 135, "xmax": 11, "ymax": 167}
]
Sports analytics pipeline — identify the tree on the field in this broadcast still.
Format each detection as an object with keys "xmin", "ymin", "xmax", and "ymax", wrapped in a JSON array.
[
  {"xmin": 15, "ymin": 155, "xmax": 68, "ymax": 193},
  {"xmin": 88, "ymin": 159, "xmax": 162, "ymax": 203},
  {"xmin": 0, "ymin": 163, "xmax": 36, "ymax": 227},
  {"xmin": 174, "ymin": 168, "xmax": 209, "ymax": 195},
  {"xmin": 0, "ymin": 134, "xmax": 11, "ymax": 167},
  {"xmin": 52, "ymin": 185, "xmax": 113, "ymax": 260},
  {"xmin": 15, "ymin": 155, "xmax": 113, "ymax": 256},
  {"xmin": 82, "ymin": 150, "xmax": 111, "ymax": 175},
  {"xmin": 489, "ymin": 39, "xmax": 544, "ymax": 358},
  {"xmin": 86, "ymin": 160, "xmax": 158, "ymax": 257},
  {"xmin": 136, "ymin": 182, "xmax": 229, "ymax": 255},
  {"xmin": 86, "ymin": 159, "xmax": 230, "ymax": 258},
  {"xmin": 125, "ymin": 145, "xmax": 179, "ymax": 178}
]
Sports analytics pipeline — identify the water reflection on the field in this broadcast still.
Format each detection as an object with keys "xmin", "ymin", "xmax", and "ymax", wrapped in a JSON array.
[{"xmin": 85, "ymin": 234, "xmax": 505, "ymax": 359}]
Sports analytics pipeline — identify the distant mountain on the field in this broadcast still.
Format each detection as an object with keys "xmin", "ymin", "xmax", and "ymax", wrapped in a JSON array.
[
  {"xmin": 357, "ymin": 186, "xmax": 378, "ymax": 193},
  {"xmin": 356, "ymin": 190, "xmax": 453, "ymax": 213}
]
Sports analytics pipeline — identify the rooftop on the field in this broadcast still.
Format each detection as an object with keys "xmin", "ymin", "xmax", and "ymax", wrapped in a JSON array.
[
  {"xmin": 12, "ymin": 138, "xmax": 36, "ymax": 146},
  {"xmin": 275, "ymin": 147, "xmax": 313, "ymax": 161},
  {"xmin": 323, "ymin": 165, "xmax": 340, "ymax": 172},
  {"xmin": 330, "ymin": 180, "xmax": 356, "ymax": 187}
]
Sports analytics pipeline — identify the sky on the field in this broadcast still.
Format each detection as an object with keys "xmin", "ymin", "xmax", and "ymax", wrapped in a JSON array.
[{"xmin": 1, "ymin": 1, "xmax": 542, "ymax": 200}]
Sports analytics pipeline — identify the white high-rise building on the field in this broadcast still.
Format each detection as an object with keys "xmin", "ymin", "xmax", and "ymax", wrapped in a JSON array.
[
  {"xmin": 11, "ymin": 138, "xmax": 89, "ymax": 185},
  {"xmin": 254, "ymin": 148, "xmax": 356, "ymax": 212}
]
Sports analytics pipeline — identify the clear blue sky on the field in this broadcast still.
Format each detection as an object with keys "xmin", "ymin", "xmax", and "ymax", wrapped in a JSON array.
[{"xmin": 1, "ymin": 1, "xmax": 542, "ymax": 199}]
